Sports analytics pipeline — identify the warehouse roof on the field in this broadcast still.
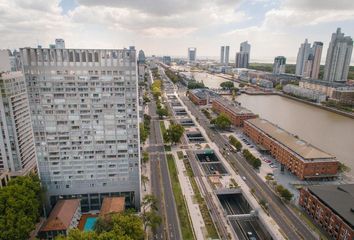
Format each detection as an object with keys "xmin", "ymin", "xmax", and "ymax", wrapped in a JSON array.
[
  {"xmin": 246, "ymin": 118, "xmax": 335, "ymax": 161},
  {"xmin": 308, "ymin": 184, "xmax": 354, "ymax": 228}
]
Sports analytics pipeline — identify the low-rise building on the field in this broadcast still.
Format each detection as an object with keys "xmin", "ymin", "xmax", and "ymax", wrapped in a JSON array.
[
  {"xmin": 99, "ymin": 197, "xmax": 125, "ymax": 217},
  {"xmin": 212, "ymin": 98, "xmax": 256, "ymax": 127},
  {"xmin": 283, "ymin": 84, "xmax": 327, "ymax": 103},
  {"xmin": 244, "ymin": 118, "xmax": 338, "ymax": 180},
  {"xmin": 188, "ymin": 88, "xmax": 219, "ymax": 105},
  {"xmin": 299, "ymin": 79, "xmax": 346, "ymax": 98},
  {"xmin": 299, "ymin": 184, "xmax": 354, "ymax": 240},
  {"xmin": 39, "ymin": 199, "xmax": 81, "ymax": 239},
  {"xmin": 332, "ymin": 87, "xmax": 354, "ymax": 106}
]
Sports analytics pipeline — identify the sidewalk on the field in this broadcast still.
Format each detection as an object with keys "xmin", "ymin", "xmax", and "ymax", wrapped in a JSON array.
[
  {"xmin": 171, "ymin": 151, "xmax": 206, "ymax": 240},
  {"xmin": 176, "ymin": 91, "xmax": 285, "ymax": 240}
]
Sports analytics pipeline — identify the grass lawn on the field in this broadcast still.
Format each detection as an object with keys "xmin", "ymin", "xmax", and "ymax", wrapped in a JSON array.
[{"xmin": 166, "ymin": 154, "xmax": 195, "ymax": 240}]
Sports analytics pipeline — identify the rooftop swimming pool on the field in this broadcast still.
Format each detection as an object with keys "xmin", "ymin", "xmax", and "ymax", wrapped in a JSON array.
[{"xmin": 83, "ymin": 217, "xmax": 97, "ymax": 232}]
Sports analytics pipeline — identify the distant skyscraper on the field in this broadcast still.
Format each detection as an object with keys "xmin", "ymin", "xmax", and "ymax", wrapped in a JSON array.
[
  {"xmin": 235, "ymin": 41, "xmax": 251, "ymax": 68},
  {"xmin": 138, "ymin": 50, "xmax": 146, "ymax": 64},
  {"xmin": 220, "ymin": 46, "xmax": 230, "ymax": 65},
  {"xmin": 225, "ymin": 46, "xmax": 230, "ymax": 65},
  {"xmin": 20, "ymin": 46, "xmax": 140, "ymax": 210},
  {"xmin": 220, "ymin": 46, "xmax": 225, "ymax": 64},
  {"xmin": 324, "ymin": 28, "xmax": 353, "ymax": 82},
  {"xmin": 296, "ymin": 39, "xmax": 311, "ymax": 76},
  {"xmin": 163, "ymin": 56, "xmax": 171, "ymax": 65},
  {"xmin": 188, "ymin": 47, "xmax": 196, "ymax": 62},
  {"xmin": 0, "ymin": 71, "xmax": 37, "ymax": 187},
  {"xmin": 296, "ymin": 39, "xmax": 323, "ymax": 79},
  {"xmin": 273, "ymin": 56, "xmax": 286, "ymax": 74}
]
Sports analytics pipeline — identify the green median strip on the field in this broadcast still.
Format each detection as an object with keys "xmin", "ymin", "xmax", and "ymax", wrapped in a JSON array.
[
  {"xmin": 183, "ymin": 159, "xmax": 219, "ymax": 239},
  {"xmin": 166, "ymin": 154, "xmax": 195, "ymax": 240}
]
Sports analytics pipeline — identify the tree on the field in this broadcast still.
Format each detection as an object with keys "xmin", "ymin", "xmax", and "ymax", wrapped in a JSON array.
[
  {"xmin": 156, "ymin": 108, "xmax": 168, "ymax": 119},
  {"xmin": 141, "ymin": 195, "xmax": 161, "ymax": 235},
  {"xmin": 229, "ymin": 135, "xmax": 242, "ymax": 151},
  {"xmin": 167, "ymin": 123, "xmax": 185, "ymax": 144},
  {"xmin": 252, "ymin": 158, "xmax": 262, "ymax": 169},
  {"xmin": 0, "ymin": 175, "xmax": 42, "ymax": 240},
  {"xmin": 220, "ymin": 81, "xmax": 234, "ymax": 90},
  {"xmin": 187, "ymin": 81, "xmax": 205, "ymax": 89},
  {"xmin": 141, "ymin": 175, "xmax": 149, "ymax": 191},
  {"xmin": 211, "ymin": 113, "xmax": 231, "ymax": 129},
  {"xmin": 275, "ymin": 84, "xmax": 283, "ymax": 91}
]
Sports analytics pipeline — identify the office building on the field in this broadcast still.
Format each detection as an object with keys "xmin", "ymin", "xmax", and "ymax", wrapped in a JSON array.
[
  {"xmin": 236, "ymin": 41, "xmax": 251, "ymax": 68},
  {"xmin": 138, "ymin": 50, "xmax": 146, "ymax": 64},
  {"xmin": 244, "ymin": 118, "xmax": 338, "ymax": 180},
  {"xmin": 273, "ymin": 56, "xmax": 286, "ymax": 74},
  {"xmin": 188, "ymin": 47, "xmax": 197, "ymax": 62},
  {"xmin": 212, "ymin": 98, "xmax": 256, "ymax": 127},
  {"xmin": 299, "ymin": 184, "xmax": 354, "ymax": 240},
  {"xmin": 296, "ymin": 39, "xmax": 323, "ymax": 79},
  {"xmin": 20, "ymin": 46, "xmax": 140, "ymax": 211},
  {"xmin": 55, "ymin": 39, "xmax": 65, "ymax": 49},
  {"xmin": 0, "ymin": 71, "xmax": 37, "ymax": 187},
  {"xmin": 324, "ymin": 28, "xmax": 353, "ymax": 83},
  {"xmin": 225, "ymin": 46, "xmax": 230, "ymax": 65}
]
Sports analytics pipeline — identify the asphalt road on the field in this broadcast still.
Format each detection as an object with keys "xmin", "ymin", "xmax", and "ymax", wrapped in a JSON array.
[
  {"xmin": 178, "ymin": 89, "xmax": 317, "ymax": 240},
  {"xmin": 147, "ymin": 70, "xmax": 182, "ymax": 240}
]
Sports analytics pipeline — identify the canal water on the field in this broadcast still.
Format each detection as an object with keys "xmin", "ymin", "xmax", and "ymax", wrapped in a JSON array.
[{"xmin": 236, "ymin": 94, "xmax": 354, "ymax": 178}]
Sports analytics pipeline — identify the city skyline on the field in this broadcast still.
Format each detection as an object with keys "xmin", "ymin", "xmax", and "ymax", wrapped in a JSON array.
[{"xmin": 0, "ymin": 0, "xmax": 354, "ymax": 64}]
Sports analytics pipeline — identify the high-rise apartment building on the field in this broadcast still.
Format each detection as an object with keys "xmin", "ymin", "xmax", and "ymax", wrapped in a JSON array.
[
  {"xmin": 20, "ymin": 46, "xmax": 141, "ymax": 211},
  {"xmin": 220, "ymin": 46, "xmax": 230, "ymax": 65},
  {"xmin": 296, "ymin": 39, "xmax": 323, "ymax": 79},
  {"xmin": 324, "ymin": 28, "xmax": 353, "ymax": 83},
  {"xmin": 235, "ymin": 41, "xmax": 250, "ymax": 68},
  {"xmin": 220, "ymin": 46, "xmax": 225, "ymax": 64},
  {"xmin": 273, "ymin": 56, "xmax": 286, "ymax": 74},
  {"xmin": 0, "ymin": 71, "xmax": 37, "ymax": 187},
  {"xmin": 188, "ymin": 47, "xmax": 196, "ymax": 62}
]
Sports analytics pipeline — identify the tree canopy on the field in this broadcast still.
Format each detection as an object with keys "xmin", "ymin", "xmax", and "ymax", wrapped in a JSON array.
[
  {"xmin": 0, "ymin": 175, "xmax": 42, "ymax": 240},
  {"xmin": 220, "ymin": 81, "xmax": 234, "ymax": 90},
  {"xmin": 210, "ymin": 113, "xmax": 231, "ymax": 129},
  {"xmin": 167, "ymin": 123, "xmax": 185, "ymax": 144},
  {"xmin": 187, "ymin": 81, "xmax": 205, "ymax": 89},
  {"xmin": 57, "ymin": 212, "xmax": 144, "ymax": 240}
]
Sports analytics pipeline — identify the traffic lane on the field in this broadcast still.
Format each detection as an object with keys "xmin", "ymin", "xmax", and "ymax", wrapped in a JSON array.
[{"xmin": 179, "ymin": 94, "xmax": 315, "ymax": 240}]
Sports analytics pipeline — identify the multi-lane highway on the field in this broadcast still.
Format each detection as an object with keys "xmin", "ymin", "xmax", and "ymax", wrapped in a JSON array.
[
  {"xmin": 178, "ymin": 89, "xmax": 317, "ymax": 240},
  {"xmin": 146, "ymin": 69, "xmax": 182, "ymax": 240}
]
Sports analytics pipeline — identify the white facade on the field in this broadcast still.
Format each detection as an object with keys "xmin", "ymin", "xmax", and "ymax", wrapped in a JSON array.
[
  {"xmin": 283, "ymin": 84, "xmax": 326, "ymax": 103},
  {"xmin": 236, "ymin": 41, "xmax": 250, "ymax": 68},
  {"xmin": 0, "ymin": 72, "xmax": 37, "ymax": 178},
  {"xmin": 0, "ymin": 50, "xmax": 11, "ymax": 72},
  {"xmin": 324, "ymin": 28, "xmax": 353, "ymax": 82},
  {"xmin": 296, "ymin": 40, "xmax": 323, "ymax": 79},
  {"xmin": 20, "ymin": 47, "xmax": 140, "ymax": 211}
]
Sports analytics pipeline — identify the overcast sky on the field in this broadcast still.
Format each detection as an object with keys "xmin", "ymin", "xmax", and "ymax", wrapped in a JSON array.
[{"xmin": 0, "ymin": 0, "xmax": 353, "ymax": 63}]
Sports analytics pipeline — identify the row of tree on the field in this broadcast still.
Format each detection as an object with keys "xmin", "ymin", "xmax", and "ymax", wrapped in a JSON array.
[
  {"xmin": 242, "ymin": 149, "xmax": 262, "ymax": 169},
  {"xmin": 140, "ymin": 114, "xmax": 151, "ymax": 143},
  {"xmin": 228, "ymin": 135, "xmax": 242, "ymax": 152},
  {"xmin": 0, "ymin": 175, "xmax": 42, "ymax": 240},
  {"xmin": 187, "ymin": 81, "xmax": 205, "ymax": 89},
  {"xmin": 164, "ymin": 68, "xmax": 183, "ymax": 84},
  {"xmin": 151, "ymin": 79, "xmax": 162, "ymax": 100},
  {"xmin": 275, "ymin": 184, "xmax": 294, "ymax": 202}
]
